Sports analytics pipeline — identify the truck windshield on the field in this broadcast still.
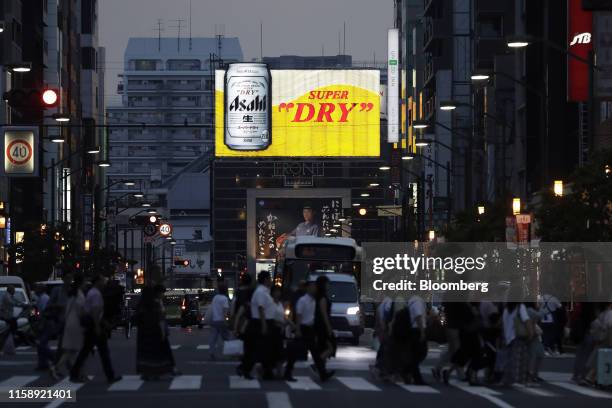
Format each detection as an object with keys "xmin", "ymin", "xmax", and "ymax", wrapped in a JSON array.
[{"xmin": 328, "ymin": 282, "xmax": 358, "ymax": 303}]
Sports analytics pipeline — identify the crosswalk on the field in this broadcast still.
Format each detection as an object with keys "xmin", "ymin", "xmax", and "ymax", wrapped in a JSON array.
[{"xmin": 0, "ymin": 372, "xmax": 610, "ymax": 400}]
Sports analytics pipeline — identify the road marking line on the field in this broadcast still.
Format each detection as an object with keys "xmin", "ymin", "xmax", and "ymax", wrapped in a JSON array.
[
  {"xmin": 43, "ymin": 378, "xmax": 85, "ymax": 408},
  {"xmin": 108, "ymin": 375, "xmax": 144, "ymax": 391},
  {"xmin": 336, "ymin": 376, "xmax": 381, "ymax": 391},
  {"xmin": 171, "ymin": 345, "xmax": 181, "ymax": 350},
  {"xmin": 549, "ymin": 381, "xmax": 612, "ymax": 398},
  {"xmin": 397, "ymin": 384, "xmax": 440, "ymax": 393},
  {"xmin": 229, "ymin": 375, "xmax": 261, "ymax": 389},
  {"xmin": 449, "ymin": 380, "xmax": 513, "ymax": 408},
  {"xmin": 15, "ymin": 346, "xmax": 31, "ymax": 351},
  {"xmin": 169, "ymin": 375, "xmax": 201, "ymax": 390},
  {"xmin": 266, "ymin": 392, "xmax": 292, "ymax": 408},
  {"xmin": 0, "ymin": 375, "xmax": 38, "ymax": 388},
  {"xmin": 286, "ymin": 376, "xmax": 321, "ymax": 390},
  {"xmin": 513, "ymin": 383, "xmax": 557, "ymax": 397},
  {"xmin": 196, "ymin": 345, "xmax": 210, "ymax": 350}
]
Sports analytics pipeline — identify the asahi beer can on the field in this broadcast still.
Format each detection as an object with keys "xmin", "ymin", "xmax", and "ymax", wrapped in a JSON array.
[{"xmin": 224, "ymin": 63, "xmax": 271, "ymax": 151}]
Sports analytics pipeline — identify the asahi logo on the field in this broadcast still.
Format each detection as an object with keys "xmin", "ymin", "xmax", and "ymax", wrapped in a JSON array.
[
  {"xmin": 228, "ymin": 95, "xmax": 267, "ymax": 112},
  {"xmin": 570, "ymin": 32, "xmax": 591, "ymax": 46}
]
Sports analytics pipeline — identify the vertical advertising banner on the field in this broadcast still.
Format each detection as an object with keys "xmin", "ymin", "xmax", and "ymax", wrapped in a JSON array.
[
  {"xmin": 1, "ymin": 127, "xmax": 39, "ymax": 177},
  {"xmin": 387, "ymin": 28, "xmax": 400, "ymax": 143},
  {"xmin": 567, "ymin": 0, "xmax": 593, "ymax": 102}
]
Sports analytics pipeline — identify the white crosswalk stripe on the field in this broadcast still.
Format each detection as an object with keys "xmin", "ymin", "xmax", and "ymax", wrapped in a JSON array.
[
  {"xmin": 108, "ymin": 375, "xmax": 144, "ymax": 391},
  {"xmin": 171, "ymin": 345, "xmax": 181, "ymax": 350},
  {"xmin": 229, "ymin": 375, "xmax": 260, "ymax": 389},
  {"xmin": 513, "ymin": 383, "xmax": 558, "ymax": 397},
  {"xmin": 44, "ymin": 378, "xmax": 85, "ymax": 408},
  {"xmin": 0, "ymin": 375, "xmax": 38, "ymax": 389},
  {"xmin": 549, "ymin": 381, "xmax": 612, "ymax": 399},
  {"xmin": 169, "ymin": 375, "xmax": 202, "ymax": 390},
  {"xmin": 336, "ymin": 376, "xmax": 381, "ymax": 391},
  {"xmin": 0, "ymin": 372, "xmax": 610, "ymax": 401},
  {"xmin": 266, "ymin": 392, "xmax": 292, "ymax": 408},
  {"xmin": 449, "ymin": 380, "xmax": 513, "ymax": 408},
  {"xmin": 397, "ymin": 384, "xmax": 440, "ymax": 394},
  {"xmin": 196, "ymin": 345, "xmax": 210, "ymax": 350},
  {"xmin": 15, "ymin": 346, "xmax": 31, "ymax": 351},
  {"xmin": 286, "ymin": 376, "xmax": 321, "ymax": 390}
]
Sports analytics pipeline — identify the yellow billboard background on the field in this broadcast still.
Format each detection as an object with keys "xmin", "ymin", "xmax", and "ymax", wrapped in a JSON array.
[{"xmin": 215, "ymin": 70, "xmax": 380, "ymax": 157}]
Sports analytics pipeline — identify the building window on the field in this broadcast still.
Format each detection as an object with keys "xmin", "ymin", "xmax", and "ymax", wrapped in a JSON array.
[
  {"xmin": 81, "ymin": 0, "xmax": 95, "ymax": 34},
  {"xmin": 167, "ymin": 59, "xmax": 201, "ymax": 71},
  {"xmin": 132, "ymin": 60, "xmax": 157, "ymax": 71},
  {"xmin": 477, "ymin": 14, "xmax": 503, "ymax": 38}
]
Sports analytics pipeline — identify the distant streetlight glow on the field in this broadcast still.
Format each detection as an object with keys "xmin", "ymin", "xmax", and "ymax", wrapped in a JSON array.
[
  {"xmin": 553, "ymin": 180, "xmax": 563, "ymax": 197},
  {"xmin": 369, "ymin": 183, "xmax": 379, "ymax": 187},
  {"xmin": 84, "ymin": 239, "xmax": 91, "ymax": 252},
  {"xmin": 478, "ymin": 206, "xmax": 485, "ymax": 215},
  {"xmin": 471, "ymin": 73, "xmax": 490, "ymax": 81},
  {"xmin": 428, "ymin": 230, "xmax": 435, "ymax": 241},
  {"xmin": 358, "ymin": 208, "xmax": 367, "ymax": 216},
  {"xmin": 512, "ymin": 198, "xmax": 521, "ymax": 215},
  {"xmin": 379, "ymin": 165, "xmax": 391, "ymax": 171}
]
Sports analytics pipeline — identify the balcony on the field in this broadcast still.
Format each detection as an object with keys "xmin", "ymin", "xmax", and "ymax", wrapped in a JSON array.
[
  {"xmin": 166, "ymin": 82, "xmax": 202, "ymax": 91},
  {"xmin": 168, "ymin": 99, "xmax": 201, "ymax": 108},
  {"xmin": 127, "ymin": 100, "xmax": 163, "ymax": 108}
]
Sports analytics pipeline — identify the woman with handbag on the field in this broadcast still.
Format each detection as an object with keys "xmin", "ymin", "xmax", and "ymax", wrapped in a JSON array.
[
  {"xmin": 209, "ymin": 282, "xmax": 230, "ymax": 360},
  {"xmin": 51, "ymin": 275, "xmax": 86, "ymax": 379},
  {"xmin": 501, "ymin": 302, "xmax": 533, "ymax": 386},
  {"xmin": 134, "ymin": 286, "xmax": 176, "ymax": 380}
]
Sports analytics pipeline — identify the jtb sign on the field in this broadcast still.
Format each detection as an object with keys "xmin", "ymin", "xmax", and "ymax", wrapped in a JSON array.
[
  {"xmin": 216, "ymin": 69, "xmax": 380, "ymax": 157},
  {"xmin": 568, "ymin": 0, "xmax": 593, "ymax": 102},
  {"xmin": 1, "ymin": 127, "xmax": 39, "ymax": 177}
]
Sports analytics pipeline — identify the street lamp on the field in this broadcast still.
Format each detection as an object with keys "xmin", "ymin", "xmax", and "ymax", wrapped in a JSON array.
[
  {"xmin": 439, "ymin": 100, "xmax": 458, "ymax": 111},
  {"xmin": 352, "ymin": 203, "xmax": 361, "ymax": 207},
  {"xmin": 553, "ymin": 180, "xmax": 563, "ymax": 197},
  {"xmin": 84, "ymin": 239, "xmax": 91, "ymax": 252},
  {"xmin": 506, "ymin": 36, "xmax": 530, "ymax": 48},
  {"xmin": 379, "ymin": 165, "xmax": 391, "ymax": 170},
  {"xmin": 51, "ymin": 114, "xmax": 70, "ymax": 123},
  {"xmin": 86, "ymin": 146, "xmax": 101, "ymax": 154},
  {"xmin": 133, "ymin": 192, "xmax": 144, "ymax": 198},
  {"xmin": 470, "ymin": 72, "xmax": 490, "ymax": 81},
  {"xmin": 401, "ymin": 154, "xmax": 415, "ymax": 160},
  {"xmin": 428, "ymin": 230, "xmax": 436, "ymax": 241},
  {"xmin": 358, "ymin": 208, "xmax": 367, "ymax": 216},
  {"xmin": 360, "ymin": 193, "xmax": 370, "ymax": 197},
  {"xmin": 412, "ymin": 120, "xmax": 429, "ymax": 129},
  {"xmin": 50, "ymin": 135, "xmax": 65, "ymax": 143},
  {"xmin": 477, "ymin": 205, "xmax": 485, "ymax": 215},
  {"xmin": 8, "ymin": 62, "xmax": 32, "ymax": 73},
  {"xmin": 368, "ymin": 182, "xmax": 379, "ymax": 187},
  {"xmin": 147, "ymin": 209, "xmax": 157, "ymax": 214},
  {"xmin": 0, "ymin": 22, "xmax": 4, "ymax": 33},
  {"xmin": 512, "ymin": 198, "xmax": 521, "ymax": 215},
  {"xmin": 415, "ymin": 137, "xmax": 430, "ymax": 147},
  {"xmin": 142, "ymin": 202, "xmax": 152, "ymax": 208},
  {"xmin": 97, "ymin": 160, "xmax": 111, "ymax": 167}
]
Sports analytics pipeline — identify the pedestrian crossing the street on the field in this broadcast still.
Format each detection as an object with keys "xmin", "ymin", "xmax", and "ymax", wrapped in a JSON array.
[{"xmin": 0, "ymin": 371, "xmax": 609, "ymax": 401}]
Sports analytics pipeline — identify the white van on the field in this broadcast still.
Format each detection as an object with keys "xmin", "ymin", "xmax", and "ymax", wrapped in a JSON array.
[
  {"xmin": 0, "ymin": 276, "xmax": 31, "ymax": 318},
  {"xmin": 308, "ymin": 273, "xmax": 363, "ymax": 345}
]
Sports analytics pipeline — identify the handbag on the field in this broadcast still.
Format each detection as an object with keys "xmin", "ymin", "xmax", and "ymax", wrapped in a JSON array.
[
  {"xmin": 514, "ymin": 313, "xmax": 528, "ymax": 339},
  {"xmin": 222, "ymin": 339, "xmax": 244, "ymax": 356}
]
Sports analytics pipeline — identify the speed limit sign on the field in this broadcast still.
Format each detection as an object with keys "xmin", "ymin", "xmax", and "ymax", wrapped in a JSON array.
[
  {"xmin": 159, "ymin": 223, "xmax": 173, "ymax": 237},
  {"xmin": 2, "ymin": 127, "xmax": 39, "ymax": 176}
]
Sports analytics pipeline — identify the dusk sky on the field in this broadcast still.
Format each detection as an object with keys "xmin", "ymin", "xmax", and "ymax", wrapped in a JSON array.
[{"xmin": 99, "ymin": 0, "xmax": 394, "ymax": 105}]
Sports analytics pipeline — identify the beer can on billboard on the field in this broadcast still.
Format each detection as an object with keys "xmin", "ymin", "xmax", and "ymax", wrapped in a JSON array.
[{"xmin": 224, "ymin": 63, "xmax": 272, "ymax": 151}]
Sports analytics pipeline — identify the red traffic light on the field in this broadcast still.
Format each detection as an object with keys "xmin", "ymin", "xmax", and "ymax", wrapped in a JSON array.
[{"xmin": 42, "ymin": 89, "xmax": 59, "ymax": 106}]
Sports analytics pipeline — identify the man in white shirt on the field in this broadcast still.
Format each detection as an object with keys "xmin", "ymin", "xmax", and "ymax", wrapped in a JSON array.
[
  {"xmin": 70, "ymin": 276, "xmax": 121, "ymax": 384},
  {"xmin": 242, "ymin": 271, "xmax": 275, "ymax": 379},
  {"xmin": 283, "ymin": 282, "xmax": 328, "ymax": 381}
]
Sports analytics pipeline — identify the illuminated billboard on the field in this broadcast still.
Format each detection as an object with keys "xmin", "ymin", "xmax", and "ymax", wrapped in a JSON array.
[{"xmin": 215, "ymin": 69, "xmax": 380, "ymax": 157}]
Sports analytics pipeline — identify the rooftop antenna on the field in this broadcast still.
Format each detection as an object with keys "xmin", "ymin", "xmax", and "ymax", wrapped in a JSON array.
[
  {"xmin": 188, "ymin": 0, "xmax": 192, "ymax": 51},
  {"xmin": 260, "ymin": 21, "xmax": 263, "ymax": 62},
  {"xmin": 338, "ymin": 30, "xmax": 341, "ymax": 55},
  {"xmin": 343, "ymin": 21, "xmax": 346, "ymax": 55},
  {"xmin": 154, "ymin": 19, "xmax": 164, "ymax": 52},
  {"xmin": 169, "ymin": 19, "xmax": 185, "ymax": 52},
  {"xmin": 216, "ymin": 25, "xmax": 224, "ymax": 59}
]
